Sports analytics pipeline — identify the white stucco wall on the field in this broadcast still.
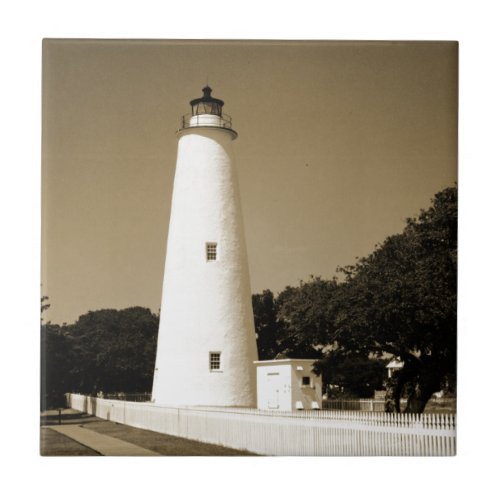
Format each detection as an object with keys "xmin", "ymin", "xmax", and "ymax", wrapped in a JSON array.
[
  {"xmin": 255, "ymin": 359, "xmax": 322, "ymax": 411},
  {"xmin": 256, "ymin": 363, "xmax": 292, "ymax": 411},
  {"xmin": 290, "ymin": 360, "xmax": 322, "ymax": 410},
  {"xmin": 152, "ymin": 121, "xmax": 258, "ymax": 407}
]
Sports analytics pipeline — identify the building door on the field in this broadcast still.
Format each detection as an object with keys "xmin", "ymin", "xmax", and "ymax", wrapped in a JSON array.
[{"xmin": 266, "ymin": 372, "xmax": 281, "ymax": 409}]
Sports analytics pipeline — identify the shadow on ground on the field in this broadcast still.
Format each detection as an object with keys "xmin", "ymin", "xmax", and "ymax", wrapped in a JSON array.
[
  {"xmin": 80, "ymin": 420, "xmax": 257, "ymax": 456},
  {"xmin": 40, "ymin": 409, "xmax": 100, "ymax": 426},
  {"xmin": 40, "ymin": 409, "xmax": 256, "ymax": 456},
  {"xmin": 40, "ymin": 427, "xmax": 100, "ymax": 456}
]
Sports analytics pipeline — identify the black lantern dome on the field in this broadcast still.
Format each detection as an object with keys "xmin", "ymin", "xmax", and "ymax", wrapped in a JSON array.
[
  {"xmin": 189, "ymin": 86, "xmax": 224, "ymax": 117},
  {"xmin": 178, "ymin": 86, "xmax": 236, "ymax": 137}
]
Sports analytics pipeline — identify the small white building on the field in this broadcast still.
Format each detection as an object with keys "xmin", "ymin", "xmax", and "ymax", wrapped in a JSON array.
[
  {"xmin": 254, "ymin": 359, "xmax": 322, "ymax": 411},
  {"xmin": 386, "ymin": 358, "xmax": 404, "ymax": 378}
]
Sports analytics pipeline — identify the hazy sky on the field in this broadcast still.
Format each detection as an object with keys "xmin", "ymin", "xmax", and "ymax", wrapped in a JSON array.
[{"xmin": 42, "ymin": 39, "xmax": 457, "ymax": 324}]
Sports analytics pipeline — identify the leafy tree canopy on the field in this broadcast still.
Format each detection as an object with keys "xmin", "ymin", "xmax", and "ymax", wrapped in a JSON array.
[
  {"xmin": 252, "ymin": 290, "xmax": 284, "ymax": 360},
  {"xmin": 335, "ymin": 186, "xmax": 457, "ymax": 412},
  {"xmin": 253, "ymin": 280, "xmax": 386, "ymax": 399},
  {"xmin": 41, "ymin": 306, "xmax": 159, "ymax": 409},
  {"xmin": 252, "ymin": 186, "xmax": 457, "ymax": 412}
]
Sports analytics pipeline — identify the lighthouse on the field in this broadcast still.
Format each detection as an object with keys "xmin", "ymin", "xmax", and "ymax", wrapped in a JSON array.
[{"xmin": 152, "ymin": 86, "xmax": 258, "ymax": 407}]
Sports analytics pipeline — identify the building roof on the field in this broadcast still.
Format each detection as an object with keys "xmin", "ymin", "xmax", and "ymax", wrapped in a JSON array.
[
  {"xmin": 254, "ymin": 358, "xmax": 319, "ymax": 365},
  {"xmin": 386, "ymin": 359, "xmax": 404, "ymax": 369}
]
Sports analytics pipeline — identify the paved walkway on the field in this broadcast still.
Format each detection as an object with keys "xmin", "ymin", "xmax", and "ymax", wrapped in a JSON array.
[{"xmin": 48, "ymin": 424, "xmax": 161, "ymax": 456}]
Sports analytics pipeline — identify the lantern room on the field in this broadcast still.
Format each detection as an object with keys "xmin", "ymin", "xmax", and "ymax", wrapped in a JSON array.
[
  {"xmin": 190, "ymin": 86, "xmax": 224, "ymax": 116},
  {"xmin": 179, "ymin": 86, "xmax": 235, "ymax": 134}
]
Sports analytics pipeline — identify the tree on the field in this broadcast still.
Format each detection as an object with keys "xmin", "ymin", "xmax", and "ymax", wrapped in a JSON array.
[
  {"xmin": 261, "ymin": 277, "xmax": 386, "ymax": 398},
  {"xmin": 275, "ymin": 277, "xmax": 339, "ymax": 358},
  {"xmin": 41, "ymin": 305, "xmax": 160, "ymax": 408},
  {"xmin": 68, "ymin": 307, "xmax": 159, "ymax": 394},
  {"xmin": 316, "ymin": 352, "xmax": 386, "ymax": 399},
  {"xmin": 253, "ymin": 280, "xmax": 338, "ymax": 361},
  {"xmin": 40, "ymin": 296, "xmax": 75, "ymax": 409},
  {"xmin": 41, "ymin": 322, "xmax": 75, "ymax": 409},
  {"xmin": 252, "ymin": 290, "xmax": 283, "ymax": 360},
  {"xmin": 259, "ymin": 278, "xmax": 340, "ymax": 395},
  {"xmin": 41, "ymin": 295, "xmax": 50, "ymax": 317},
  {"xmin": 335, "ymin": 187, "xmax": 457, "ymax": 413}
]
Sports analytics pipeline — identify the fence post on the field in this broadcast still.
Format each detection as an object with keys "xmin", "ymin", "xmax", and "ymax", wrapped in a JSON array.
[{"xmin": 65, "ymin": 393, "xmax": 456, "ymax": 456}]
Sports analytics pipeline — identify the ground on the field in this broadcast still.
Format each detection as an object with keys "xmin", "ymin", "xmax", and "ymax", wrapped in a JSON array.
[
  {"xmin": 40, "ymin": 409, "xmax": 256, "ymax": 456},
  {"xmin": 40, "ymin": 427, "xmax": 99, "ymax": 456}
]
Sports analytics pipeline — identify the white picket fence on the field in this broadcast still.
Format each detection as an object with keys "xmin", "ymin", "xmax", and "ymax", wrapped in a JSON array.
[
  {"xmin": 322, "ymin": 399, "xmax": 386, "ymax": 411},
  {"xmin": 68, "ymin": 394, "xmax": 456, "ymax": 456}
]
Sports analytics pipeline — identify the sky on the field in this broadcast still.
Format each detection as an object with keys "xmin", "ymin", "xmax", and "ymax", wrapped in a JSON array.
[{"xmin": 42, "ymin": 39, "xmax": 457, "ymax": 324}]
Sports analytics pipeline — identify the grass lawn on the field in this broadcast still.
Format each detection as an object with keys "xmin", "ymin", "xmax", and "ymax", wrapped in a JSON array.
[
  {"xmin": 80, "ymin": 420, "xmax": 256, "ymax": 456},
  {"xmin": 400, "ymin": 398, "xmax": 456, "ymax": 414},
  {"xmin": 40, "ymin": 427, "xmax": 100, "ymax": 456}
]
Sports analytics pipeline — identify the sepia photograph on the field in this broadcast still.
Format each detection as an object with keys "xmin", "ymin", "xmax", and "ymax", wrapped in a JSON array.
[{"xmin": 40, "ymin": 39, "xmax": 457, "ymax": 456}]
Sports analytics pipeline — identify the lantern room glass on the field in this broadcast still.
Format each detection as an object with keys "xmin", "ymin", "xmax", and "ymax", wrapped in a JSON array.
[
  {"xmin": 189, "ymin": 86, "xmax": 224, "ymax": 117},
  {"xmin": 192, "ymin": 100, "xmax": 223, "ymax": 116}
]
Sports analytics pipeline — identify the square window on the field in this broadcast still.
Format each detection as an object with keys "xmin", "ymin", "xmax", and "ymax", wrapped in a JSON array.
[
  {"xmin": 206, "ymin": 242, "xmax": 217, "ymax": 261},
  {"xmin": 209, "ymin": 352, "xmax": 221, "ymax": 371},
  {"xmin": 302, "ymin": 376, "xmax": 311, "ymax": 387}
]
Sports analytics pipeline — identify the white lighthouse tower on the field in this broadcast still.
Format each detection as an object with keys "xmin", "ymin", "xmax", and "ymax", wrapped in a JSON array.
[{"xmin": 152, "ymin": 86, "xmax": 258, "ymax": 407}]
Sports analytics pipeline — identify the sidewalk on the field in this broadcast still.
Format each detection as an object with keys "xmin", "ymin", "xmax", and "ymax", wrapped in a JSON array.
[
  {"xmin": 48, "ymin": 424, "xmax": 161, "ymax": 456},
  {"xmin": 41, "ymin": 408, "xmax": 254, "ymax": 456}
]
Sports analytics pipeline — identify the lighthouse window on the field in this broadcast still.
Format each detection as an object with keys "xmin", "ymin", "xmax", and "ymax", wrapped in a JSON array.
[
  {"xmin": 302, "ymin": 376, "xmax": 311, "ymax": 387},
  {"xmin": 206, "ymin": 242, "xmax": 217, "ymax": 261},
  {"xmin": 209, "ymin": 352, "xmax": 221, "ymax": 371}
]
